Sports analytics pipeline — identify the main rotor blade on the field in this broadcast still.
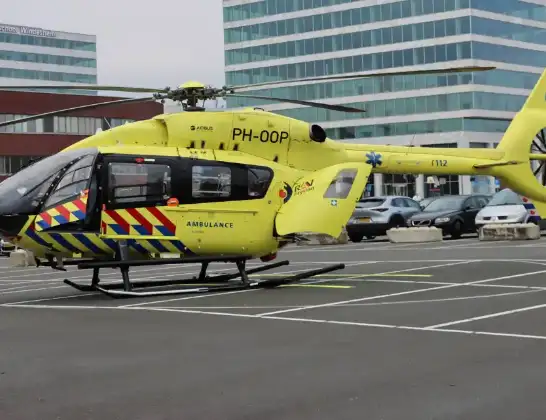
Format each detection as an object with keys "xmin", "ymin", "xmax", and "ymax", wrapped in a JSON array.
[
  {"xmin": 229, "ymin": 65, "xmax": 496, "ymax": 90},
  {"xmin": 464, "ymin": 116, "xmax": 512, "ymax": 121},
  {"xmin": 227, "ymin": 93, "xmax": 365, "ymax": 113},
  {"xmin": 0, "ymin": 96, "xmax": 157, "ymax": 128},
  {"xmin": 0, "ymin": 85, "xmax": 164, "ymax": 93}
]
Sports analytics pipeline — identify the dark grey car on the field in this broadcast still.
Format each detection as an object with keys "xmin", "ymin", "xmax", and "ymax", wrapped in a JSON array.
[{"xmin": 345, "ymin": 196, "xmax": 422, "ymax": 242}]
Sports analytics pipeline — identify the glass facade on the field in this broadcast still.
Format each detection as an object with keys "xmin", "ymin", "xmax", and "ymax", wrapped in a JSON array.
[
  {"xmin": 223, "ymin": 0, "xmax": 546, "ymax": 195},
  {"xmin": 0, "ymin": 50, "xmax": 96, "ymax": 68},
  {"xmin": 224, "ymin": 0, "xmax": 546, "ymax": 23},
  {"xmin": 0, "ymin": 32, "xmax": 96, "ymax": 52},
  {"xmin": 0, "ymin": 23, "xmax": 97, "ymax": 91}
]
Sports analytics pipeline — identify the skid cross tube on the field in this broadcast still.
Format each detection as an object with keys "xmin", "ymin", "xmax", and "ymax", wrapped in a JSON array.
[{"xmin": 77, "ymin": 254, "xmax": 252, "ymax": 270}]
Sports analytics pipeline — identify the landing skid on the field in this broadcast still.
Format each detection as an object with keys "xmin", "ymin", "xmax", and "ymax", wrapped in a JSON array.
[{"xmin": 63, "ymin": 257, "xmax": 345, "ymax": 299}]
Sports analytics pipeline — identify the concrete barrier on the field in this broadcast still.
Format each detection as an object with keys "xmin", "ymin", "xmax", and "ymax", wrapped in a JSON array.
[
  {"xmin": 479, "ymin": 223, "xmax": 541, "ymax": 241},
  {"xmin": 386, "ymin": 227, "xmax": 443, "ymax": 243},
  {"xmin": 9, "ymin": 249, "xmax": 37, "ymax": 267},
  {"xmin": 297, "ymin": 229, "xmax": 349, "ymax": 246}
]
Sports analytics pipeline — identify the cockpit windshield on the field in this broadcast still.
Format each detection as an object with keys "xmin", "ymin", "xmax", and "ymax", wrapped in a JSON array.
[{"xmin": 0, "ymin": 148, "xmax": 98, "ymax": 215}]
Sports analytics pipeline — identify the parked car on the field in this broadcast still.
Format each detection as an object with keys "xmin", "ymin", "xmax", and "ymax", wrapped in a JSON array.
[
  {"xmin": 0, "ymin": 238, "xmax": 16, "ymax": 256},
  {"xmin": 407, "ymin": 194, "xmax": 490, "ymax": 238},
  {"xmin": 346, "ymin": 196, "xmax": 422, "ymax": 242},
  {"xmin": 418, "ymin": 195, "xmax": 444, "ymax": 210},
  {"xmin": 475, "ymin": 188, "xmax": 542, "ymax": 230}
]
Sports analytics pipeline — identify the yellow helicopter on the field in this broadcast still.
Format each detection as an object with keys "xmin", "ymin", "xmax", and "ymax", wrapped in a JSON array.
[{"xmin": 0, "ymin": 64, "xmax": 545, "ymax": 298}]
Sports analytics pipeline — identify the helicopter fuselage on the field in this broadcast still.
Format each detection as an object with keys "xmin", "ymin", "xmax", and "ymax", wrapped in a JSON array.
[{"xmin": 3, "ymin": 142, "xmax": 371, "ymax": 262}]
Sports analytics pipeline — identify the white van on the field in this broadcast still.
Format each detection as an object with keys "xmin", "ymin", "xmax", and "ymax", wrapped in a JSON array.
[{"xmin": 475, "ymin": 188, "xmax": 540, "ymax": 229}]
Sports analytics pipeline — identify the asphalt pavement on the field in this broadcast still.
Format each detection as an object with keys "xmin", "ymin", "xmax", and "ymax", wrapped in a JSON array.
[{"xmin": 2, "ymin": 235, "xmax": 546, "ymax": 419}]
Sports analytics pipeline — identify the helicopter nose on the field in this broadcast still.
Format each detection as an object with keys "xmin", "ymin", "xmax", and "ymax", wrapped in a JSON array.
[{"xmin": 0, "ymin": 214, "xmax": 30, "ymax": 238}]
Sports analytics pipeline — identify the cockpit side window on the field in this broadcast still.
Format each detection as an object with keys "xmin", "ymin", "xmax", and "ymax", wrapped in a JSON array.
[
  {"xmin": 43, "ymin": 155, "xmax": 95, "ymax": 209},
  {"xmin": 247, "ymin": 165, "xmax": 273, "ymax": 198}
]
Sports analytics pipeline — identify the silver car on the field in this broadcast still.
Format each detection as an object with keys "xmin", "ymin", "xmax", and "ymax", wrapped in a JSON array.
[
  {"xmin": 475, "ymin": 188, "xmax": 539, "ymax": 229},
  {"xmin": 346, "ymin": 196, "xmax": 422, "ymax": 242}
]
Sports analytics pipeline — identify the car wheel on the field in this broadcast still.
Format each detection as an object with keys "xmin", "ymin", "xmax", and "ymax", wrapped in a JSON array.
[
  {"xmin": 451, "ymin": 220, "xmax": 463, "ymax": 239},
  {"xmin": 348, "ymin": 233, "xmax": 364, "ymax": 243}
]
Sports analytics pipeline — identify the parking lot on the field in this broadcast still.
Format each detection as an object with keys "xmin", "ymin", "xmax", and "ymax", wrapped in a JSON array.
[{"xmin": 3, "ymin": 236, "xmax": 546, "ymax": 419}]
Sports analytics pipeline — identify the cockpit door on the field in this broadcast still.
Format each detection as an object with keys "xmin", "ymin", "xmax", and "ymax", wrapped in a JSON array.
[
  {"xmin": 275, "ymin": 162, "xmax": 372, "ymax": 238},
  {"xmin": 34, "ymin": 154, "xmax": 98, "ymax": 232}
]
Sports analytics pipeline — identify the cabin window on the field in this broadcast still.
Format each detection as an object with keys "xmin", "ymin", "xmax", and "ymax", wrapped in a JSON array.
[
  {"xmin": 323, "ymin": 169, "xmax": 358, "ymax": 199},
  {"xmin": 43, "ymin": 154, "xmax": 95, "ymax": 209},
  {"xmin": 247, "ymin": 166, "xmax": 273, "ymax": 198},
  {"xmin": 192, "ymin": 165, "xmax": 231, "ymax": 198},
  {"xmin": 108, "ymin": 162, "xmax": 171, "ymax": 205}
]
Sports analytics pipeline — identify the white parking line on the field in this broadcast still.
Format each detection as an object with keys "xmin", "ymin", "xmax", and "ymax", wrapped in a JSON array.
[
  {"xmin": 425, "ymin": 301, "xmax": 546, "ymax": 329},
  {"xmin": 119, "ymin": 262, "xmax": 380, "ymax": 308},
  {"xmin": 4, "ymin": 303, "xmax": 546, "ymax": 342},
  {"xmin": 254, "ymin": 265, "xmax": 546, "ymax": 317}
]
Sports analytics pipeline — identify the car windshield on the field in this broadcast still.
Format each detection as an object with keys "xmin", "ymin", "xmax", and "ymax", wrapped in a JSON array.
[
  {"xmin": 486, "ymin": 189, "xmax": 523, "ymax": 206},
  {"xmin": 0, "ymin": 147, "xmax": 97, "ymax": 214},
  {"xmin": 357, "ymin": 198, "xmax": 385, "ymax": 208},
  {"xmin": 419, "ymin": 197, "xmax": 437, "ymax": 208},
  {"xmin": 422, "ymin": 196, "xmax": 465, "ymax": 212}
]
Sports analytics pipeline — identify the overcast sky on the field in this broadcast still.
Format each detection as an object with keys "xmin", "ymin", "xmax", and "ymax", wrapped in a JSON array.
[{"xmin": 4, "ymin": 0, "xmax": 226, "ymax": 92}]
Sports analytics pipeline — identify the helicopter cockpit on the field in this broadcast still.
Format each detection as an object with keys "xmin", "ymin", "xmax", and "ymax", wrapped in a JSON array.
[{"xmin": 0, "ymin": 148, "xmax": 98, "ymax": 237}]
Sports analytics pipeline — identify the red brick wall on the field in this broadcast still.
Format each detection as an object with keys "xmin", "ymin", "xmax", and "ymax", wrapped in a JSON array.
[
  {"xmin": 0, "ymin": 90, "xmax": 164, "ymax": 156},
  {"xmin": 0, "ymin": 89, "xmax": 162, "ymax": 119}
]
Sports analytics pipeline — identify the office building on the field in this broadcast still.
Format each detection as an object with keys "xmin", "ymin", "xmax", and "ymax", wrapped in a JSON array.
[
  {"xmin": 0, "ymin": 22, "xmax": 97, "ymax": 95},
  {"xmin": 0, "ymin": 90, "xmax": 162, "ymax": 179},
  {"xmin": 222, "ymin": 0, "xmax": 546, "ymax": 198}
]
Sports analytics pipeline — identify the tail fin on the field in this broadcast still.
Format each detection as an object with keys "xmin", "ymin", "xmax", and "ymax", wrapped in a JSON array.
[{"xmin": 492, "ymin": 68, "xmax": 546, "ymax": 201}]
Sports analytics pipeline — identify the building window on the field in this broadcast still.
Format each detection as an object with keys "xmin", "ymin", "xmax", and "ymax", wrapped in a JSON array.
[
  {"xmin": 0, "ymin": 33, "xmax": 96, "ymax": 52},
  {"xmin": 0, "ymin": 114, "xmax": 133, "ymax": 135},
  {"xmin": 0, "ymin": 155, "xmax": 43, "ymax": 175}
]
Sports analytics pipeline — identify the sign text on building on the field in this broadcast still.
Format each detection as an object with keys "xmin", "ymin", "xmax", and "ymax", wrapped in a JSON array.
[{"xmin": 0, "ymin": 24, "xmax": 57, "ymax": 38}]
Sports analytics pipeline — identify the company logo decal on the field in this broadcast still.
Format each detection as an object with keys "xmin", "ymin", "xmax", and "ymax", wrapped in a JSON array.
[
  {"xmin": 279, "ymin": 182, "xmax": 293, "ymax": 203},
  {"xmin": 294, "ymin": 179, "xmax": 315, "ymax": 195}
]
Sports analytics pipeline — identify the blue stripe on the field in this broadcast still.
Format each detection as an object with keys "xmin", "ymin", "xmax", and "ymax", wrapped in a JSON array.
[
  {"xmin": 49, "ymin": 233, "xmax": 81, "ymax": 253},
  {"xmin": 127, "ymin": 239, "xmax": 148, "ymax": 254},
  {"xmin": 132, "ymin": 225, "xmax": 150, "ymax": 235},
  {"xmin": 155, "ymin": 225, "xmax": 174, "ymax": 236},
  {"xmin": 36, "ymin": 220, "xmax": 50, "ymax": 230},
  {"xmin": 72, "ymin": 234, "xmax": 104, "ymax": 254},
  {"xmin": 26, "ymin": 228, "xmax": 53, "ymax": 248},
  {"xmin": 102, "ymin": 238, "xmax": 119, "ymax": 252},
  {"xmin": 72, "ymin": 210, "xmax": 85, "ymax": 220},
  {"xmin": 110, "ymin": 224, "xmax": 127, "ymax": 235},
  {"xmin": 524, "ymin": 203, "xmax": 535, "ymax": 209},
  {"xmin": 170, "ymin": 240, "xmax": 186, "ymax": 253},
  {"xmin": 53, "ymin": 215, "xmax": 69, "ymax": 224},
  {"xmin": 147, "ymin": 239, "xmax": 169, "ymax": 253}
]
